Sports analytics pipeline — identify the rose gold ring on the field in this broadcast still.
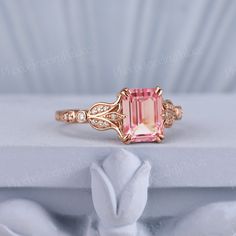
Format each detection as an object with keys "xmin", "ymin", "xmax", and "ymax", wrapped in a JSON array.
[{"xmin": 55, "ymin": 87, "xmax": 183, "ymax": 144}]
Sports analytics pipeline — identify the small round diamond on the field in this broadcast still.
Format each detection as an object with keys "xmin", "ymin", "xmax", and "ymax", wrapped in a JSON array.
[
  {"xmin": 104, "ymin": 121, "xmax": 109, "ymax": 127},
  {"xmin": 76, "ymin": 111, "xmax": 87, "ymax": 123},
  {"xmin": 111, "ymin": 113, "xmax": 117, "ymax": 120},
  {"xmin": 91, "ymin": 108, "xmax": 97, "ymax": 114},
  {"xmin": 98, "ymin": 120, "xmax": 104, "ymax": 126}
]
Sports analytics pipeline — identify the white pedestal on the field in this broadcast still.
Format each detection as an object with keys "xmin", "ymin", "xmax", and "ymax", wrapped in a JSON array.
[{"xmin": 0, "ymin": 94, "xmax": 236, "ymax": 235}]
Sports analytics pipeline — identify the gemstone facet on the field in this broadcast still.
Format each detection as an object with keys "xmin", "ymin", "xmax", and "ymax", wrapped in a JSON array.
[{"xmin": 121, "ymin": 88, "xmax": 164, "ymax": 143}]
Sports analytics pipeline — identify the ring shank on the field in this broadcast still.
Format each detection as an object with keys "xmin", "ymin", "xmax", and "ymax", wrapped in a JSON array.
[{"xmin": 55, "ymin": 109, "xmax": 81, "ymax": 123}]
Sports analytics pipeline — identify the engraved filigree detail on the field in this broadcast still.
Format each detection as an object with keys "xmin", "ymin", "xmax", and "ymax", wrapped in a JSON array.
[
  {"xmin": 87, "ymin": 97, "xmax": 125, "ymax": 131},
  {"xmin": 162, "ymin": 99, "xmax": 183, "ymax": 128},
  {"xmin": 63, "ymin": 111, "xmax": 76, "ymax": 123}
]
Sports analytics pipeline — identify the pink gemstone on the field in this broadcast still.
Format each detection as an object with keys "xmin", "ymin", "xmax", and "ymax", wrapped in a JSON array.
[{"xmin": 121, "ymin": 88, "xmax": 164, "ymax": 143}]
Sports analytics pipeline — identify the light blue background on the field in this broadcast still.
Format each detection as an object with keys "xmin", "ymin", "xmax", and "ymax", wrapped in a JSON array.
[{"xmin": 0, "ymin": 0, "xmax": 236, "ymax": 94}]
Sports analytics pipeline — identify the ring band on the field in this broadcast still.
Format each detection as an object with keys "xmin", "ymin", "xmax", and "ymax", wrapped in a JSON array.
[{"xmin": 55, "ymin": 87, "xmax": 183, "ymax": 144}]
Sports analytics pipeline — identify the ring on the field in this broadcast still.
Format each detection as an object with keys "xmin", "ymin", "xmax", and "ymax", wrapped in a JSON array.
[{"xmin": 55, "ymin": 87, "xmax": 183, "ymax": 144}]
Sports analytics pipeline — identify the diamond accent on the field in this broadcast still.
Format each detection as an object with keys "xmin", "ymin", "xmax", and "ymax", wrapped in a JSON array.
[
  {"xmin": 63, "ymin": 111, "xmax": 76, "ymax": 123},
  {"xmin": 90, "ymin": 119, "xmax": 110, "ymax": 128},
  {"xmin": 90, "ymin": 104, "xmax": 112, "ymax": 115},
  {"xmin": 76, "ymin": 111, "xmax": 87, "ymax": 123}
]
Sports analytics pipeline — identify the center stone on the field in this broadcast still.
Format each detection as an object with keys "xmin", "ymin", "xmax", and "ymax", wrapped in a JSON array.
[{"xmin": 121, "ymin": 88, "xmax": 164, "ymax": 143}]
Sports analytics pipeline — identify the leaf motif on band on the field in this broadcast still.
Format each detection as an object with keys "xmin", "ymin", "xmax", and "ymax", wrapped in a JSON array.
[
  {"xmin": 88, "ymin": 102, "xmax": 124, "ymax": 130},
  {"xmin": 89, "ymin": 118, "xmax": 111, "ymax": 130},
  {"xmin": 103, "ymin": 112, "xmax": 126, "ymax": 122},
  {"xmin": 89, "ymin": 103, "xmax": 112, "ymax": 115}
]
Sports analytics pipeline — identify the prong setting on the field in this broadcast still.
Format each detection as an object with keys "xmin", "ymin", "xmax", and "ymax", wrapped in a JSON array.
[
  {"xmin": 156, "ymin": 136, "xmax": 162, "ymax": 143},
  {"xmin": 119, "ymin": 88, "xmax": 130, "ymax": 98},
  {"xmin": 121, "ymin": 134, "xmax": 132, "ymax": 144},
  {"xmin": 155, "ymin": 86, "xmax": 163, "ymax": 96},
  {"xmin": 156, "ymin": 134, "xmax": 165, "ymax": 143}
]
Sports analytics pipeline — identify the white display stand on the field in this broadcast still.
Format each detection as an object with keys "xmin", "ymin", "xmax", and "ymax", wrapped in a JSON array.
[{"xmin": 0, "ymin": 94, "xmax": 236, "ymax": 235}]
